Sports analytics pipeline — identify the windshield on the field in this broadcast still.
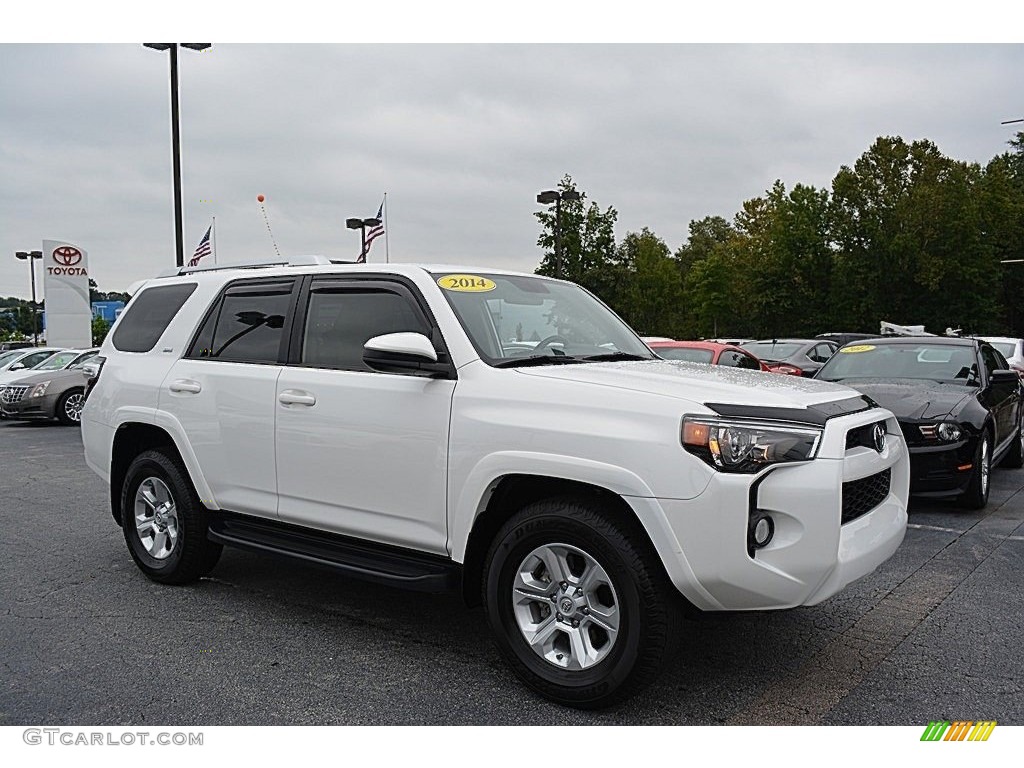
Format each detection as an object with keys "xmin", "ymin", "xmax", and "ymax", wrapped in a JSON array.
[
  {"xmin": 655, "ymin": 347, "xmax": 714, "ymax": 364},
  {"xmin": 989, "ymin": 341, "xmax": 1017, "ymax": 359},
  {"xmin": 432, "ymin": 272, "xmax": 654, "ymax": 366},
  {"xmin": 33, "ymin": 351, "xmax": 78, "ymax": 370},
  {"xmin": 0, "ymin": 350, "xmax": 22, "ymax": 368},
  {"xmin": 817, "ymin": 343, "xmax": 979, "ymax": 384},
  {"xmin": 742, "ymin": 341, "xmax": 804, "ymax": 359}
]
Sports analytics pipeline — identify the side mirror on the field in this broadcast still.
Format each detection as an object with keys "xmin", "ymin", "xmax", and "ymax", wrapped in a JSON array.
[
  {"xmin": 363, "ymin": 333, "xmax": 447, "ymax": 376},
  {"xmin": 9, "ymin": 363, "xmax": 25, "ymax": 371},
  {"xmin": 990, "ymin": 369, "xmax": 1019, "ymax": 385}
]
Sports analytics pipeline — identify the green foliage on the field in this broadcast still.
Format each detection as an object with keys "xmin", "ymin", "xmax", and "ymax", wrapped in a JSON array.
[
  {"xmin": 536, "ymin": 133, "xmax": 1024, "ymax": 339},
  {"xmin": 91, "ymin": 315, "xmax": 111, "ymax": 346}
]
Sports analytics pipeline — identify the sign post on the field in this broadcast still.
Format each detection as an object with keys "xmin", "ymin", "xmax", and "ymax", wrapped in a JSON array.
[{"xmin": 41, "ymin": 239, "xmax": 92, "ymax": 349}]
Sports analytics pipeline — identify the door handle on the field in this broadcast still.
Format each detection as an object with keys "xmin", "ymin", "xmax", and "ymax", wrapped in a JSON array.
[
  {"xmin": 278, "ymin": 390, "xmax": 316, "ymax": 407},
  {"xmin": 169, "ymin": 379, "xmax": 202, "ymax": 394}
]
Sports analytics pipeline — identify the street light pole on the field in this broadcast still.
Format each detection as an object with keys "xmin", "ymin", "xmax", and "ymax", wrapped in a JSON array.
[
  {"xmin": 144, "ymin": 43, "xmax": 211, "ymax": 268},
  {"xmin": 14, "ymin": 250, "xmax": 43, "ymax": 345},
  {"xmin": 536, "ymin": 188, "xmax": 581, "ymax": 280}
]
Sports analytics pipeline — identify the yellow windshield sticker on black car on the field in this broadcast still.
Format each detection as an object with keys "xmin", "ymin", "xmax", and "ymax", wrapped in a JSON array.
[
  {"xmin": 840, "ymin": 344, "xmax": 876, "ymax": 353},
  {"xmin": 437, "ymin": 274, "xmax": 496, "ymax": 292}
]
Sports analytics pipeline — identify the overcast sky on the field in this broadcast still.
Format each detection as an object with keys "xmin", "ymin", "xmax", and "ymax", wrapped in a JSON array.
[{"xmin": 1, "ymin": 42, "xmax": 1022, "ymax": 299}]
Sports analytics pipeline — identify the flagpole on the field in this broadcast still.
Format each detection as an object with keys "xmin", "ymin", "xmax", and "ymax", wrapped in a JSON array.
[
  {"xmin": 212, "ymin": 217, "xmax": 217, "ymax": 265},
  {"xmin": 384, "ymin": 192, "xmax": 390, "ymax": 264}
]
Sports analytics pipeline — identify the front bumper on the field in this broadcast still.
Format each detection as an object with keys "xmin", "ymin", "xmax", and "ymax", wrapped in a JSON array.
[
  {"xmin": 0, "ymin": 390, "xmax": 59, "ymax": 420},
  {"xmin": 906, "ymin": 439, "xmax": 977, "ymax": 497},
  {"xmin": 630, "ymin": 408, "xmax": 909, "ymax": 611}
]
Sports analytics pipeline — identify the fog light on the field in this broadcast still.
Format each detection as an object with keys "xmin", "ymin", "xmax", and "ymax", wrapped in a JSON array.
[{"xmin": 748, "ymin": 512, "xmax": 775, "ymax": 555}]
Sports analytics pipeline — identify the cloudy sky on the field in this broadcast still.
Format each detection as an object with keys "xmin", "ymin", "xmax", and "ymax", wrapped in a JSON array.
[{"xmin": 1, "ymin": 39, "xmax": 1022, "ymax": 298}]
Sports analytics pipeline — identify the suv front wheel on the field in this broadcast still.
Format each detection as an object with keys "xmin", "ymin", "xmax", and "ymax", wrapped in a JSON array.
[
  {"xmin": 121, "ymin": 449, "xmax": 222, "ymax": 584},
  {"xmin": 483, "ymin": 496, "xmax": 682, "ymax": 708}
]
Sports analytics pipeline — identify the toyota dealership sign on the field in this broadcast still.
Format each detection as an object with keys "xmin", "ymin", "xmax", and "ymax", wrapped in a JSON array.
[{"xmin": 42, "ymin": 239, "xmax": 92, "ymax": 348}]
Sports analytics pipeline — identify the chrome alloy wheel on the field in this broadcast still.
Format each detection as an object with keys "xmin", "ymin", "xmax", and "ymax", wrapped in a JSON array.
[
  {"xmin": 980, "ymin": 438, "xmax": 990, "ymax": 497},
  {"xmin": 134, "ymin": 477, "xmax": 179, "ymax": 560},
  {"xmin": 63, "ymin": 392, "xmax": 85, "ymax": 422},
  {"xmin": 511, "ymin": 543, "xmax": 620, "ymax": 670}
]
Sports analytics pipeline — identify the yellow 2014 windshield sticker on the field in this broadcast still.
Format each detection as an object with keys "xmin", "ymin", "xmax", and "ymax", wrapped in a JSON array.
[
  {"xmin": 437, "ymin": 274, "xmax": 496, "ymax": 292},
  {"xmin": 840, "ymin": 344, "xmax": 876, "ymax": 354}
]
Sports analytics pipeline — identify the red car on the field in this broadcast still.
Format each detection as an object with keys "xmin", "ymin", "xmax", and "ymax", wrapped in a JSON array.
[{"xmin": 647, "ymin": 340, "xmax": 770, "ymax": 371}]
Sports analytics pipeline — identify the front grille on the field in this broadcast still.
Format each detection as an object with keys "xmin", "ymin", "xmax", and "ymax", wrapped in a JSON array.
[
  {"xmin": 0, "ymin": 385, "xmax": 28, "ymax": 404},
  {"xmin": 841, "ymin": 468, "xmax": 891, "ymax": 524},
  {"xmin": 845, "ymin": 420, "xmax": 886, "ymax": 451}
]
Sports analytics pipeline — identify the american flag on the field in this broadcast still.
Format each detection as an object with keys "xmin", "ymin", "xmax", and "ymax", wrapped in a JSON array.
[
  {"xmin": 188, "ymin": 224, "xmax": 213, "ymax": 267},
  {"xmin": 357, "ymin": 199, "xmax": 385, "ymax": 263}
]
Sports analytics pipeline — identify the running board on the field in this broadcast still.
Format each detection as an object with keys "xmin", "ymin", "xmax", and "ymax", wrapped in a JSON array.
[{"xmin": 207, "ymin": 514, "xmax": 460, "ymax": 593}]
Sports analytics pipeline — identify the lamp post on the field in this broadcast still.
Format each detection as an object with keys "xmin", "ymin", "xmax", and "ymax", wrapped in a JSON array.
[
  {"xmin": 14, "ymin": 250, "xmax": 43, "ymax": 345},
  {"xmin": 144, "ymin": 43, "xmax": 211, "ymax": 268},
  {"xmin": 346, "ymin": 216, "xmax": 382, "ymax": 261},
  {"xmin": 536, "ymin": 188, "xmax": 581, "ymax": 280}
]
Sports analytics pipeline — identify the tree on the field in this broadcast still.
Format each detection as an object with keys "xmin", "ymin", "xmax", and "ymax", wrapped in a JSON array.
[
  {"xmin": 613, "ymin": 229, "xmax": 682, "ymax": 335},
  {"xmin": 535, "ymin": 175, "xmax": 620, "ymax": 301},
  {"xmin": 92, "ymin": 315, "xmax": 111, "ymax": 346}
]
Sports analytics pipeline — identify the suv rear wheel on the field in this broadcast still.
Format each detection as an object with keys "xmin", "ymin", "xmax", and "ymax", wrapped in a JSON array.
[
  {"xmin": 483, "ymin": 496, "xmax": 682, "ymax": 708},
  {"xmin": 121, "ymin": 449, "xmax": 222, "ymax": 584}
]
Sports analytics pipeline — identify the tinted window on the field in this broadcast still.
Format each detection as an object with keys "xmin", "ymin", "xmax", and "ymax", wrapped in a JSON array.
[
  {"xmin": 742, "ymin": 341, "xmax": 803, "ymax": 359},
  {"xmin": 735, "ymin": 351, "xmax": 761, "ymax": 370},
  {"xmin": 113, "ymin": 283, "xmax": 197, "ymax": 353},
  {"xmin": 656, "ymin": 347, "xmax": 714, "ymax": 364},
  {"xmin": 981, "ymin": 346, "xmax": 1002, "ymax": 377},
  {"xmin": 189, "ymin": 281, "xmax": 293, "ymax": 364},
  {"xmin": 302, "ymin": 287, "xmax": 429, "ymax": 371}
]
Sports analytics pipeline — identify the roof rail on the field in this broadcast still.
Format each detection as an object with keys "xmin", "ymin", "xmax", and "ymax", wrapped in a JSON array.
[{"xmin": 156, "ymin": 254, "xmax": 335, "ymax": 278}]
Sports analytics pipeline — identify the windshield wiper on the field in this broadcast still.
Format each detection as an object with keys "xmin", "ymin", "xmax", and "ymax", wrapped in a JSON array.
[
  {"xmin": 579, "ymin": 352, "xmax": 652, "ymax": 362},
  {"xmin": 492, "ymin": 355, "xmax": 585, "ymax": 369}
]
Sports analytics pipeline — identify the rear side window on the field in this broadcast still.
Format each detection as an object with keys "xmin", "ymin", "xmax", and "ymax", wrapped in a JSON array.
[
  {"xmin": 112, "ymin": 284, "xmax": 197, "ymax": 353},
  {"xmin": 188, "ymin": 280, "xmax": 295, "ymax": 364}
]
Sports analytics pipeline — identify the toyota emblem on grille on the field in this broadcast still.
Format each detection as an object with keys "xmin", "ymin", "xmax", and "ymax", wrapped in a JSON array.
[{"xmin": 872, "ymin": 423, "xmax": 886, "ymax": 453}]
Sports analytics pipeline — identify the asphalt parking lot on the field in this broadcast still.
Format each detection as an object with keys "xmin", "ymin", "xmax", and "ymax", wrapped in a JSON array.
[{"xmin": 1, "ymin": 420, "xmax": 1022, "ymax": 726}]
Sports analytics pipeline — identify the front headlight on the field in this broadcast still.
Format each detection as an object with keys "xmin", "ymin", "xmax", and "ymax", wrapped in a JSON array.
[
  {"xmin": 936, "ymin": 422, "xmax": 962, "ymax": 442},
  {"xmin": 682, "ymin": 416, "xmax": 822, "ymax": 473},
  {"xmin": 30, "ymin": 381, "xmax": 50, "ymax": 398}
]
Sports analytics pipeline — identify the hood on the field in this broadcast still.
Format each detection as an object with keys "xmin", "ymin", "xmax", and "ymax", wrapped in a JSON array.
[
  {"xmin": 516, "ymin": 359, "xmax": 857, "ymax": 409},
  {"xmin": 2, "ymin": 368, "xmax": 86, "ymax": 387},
  {"xmin": 822, "ymin": 377, "xmax": 971, "ymax": 420}
]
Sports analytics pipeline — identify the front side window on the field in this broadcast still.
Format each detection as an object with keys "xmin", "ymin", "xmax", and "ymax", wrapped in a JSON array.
[
  {"xmin": 188, "ymin": 281, "xmax": 294, "ymax": 364},
  {"xmin": 432, "ymin": 272, "xmax": 653, "ymax": 366},
  {"xmin": 301, "ymin": 287, "xmax": 429, "ymax": 371}
]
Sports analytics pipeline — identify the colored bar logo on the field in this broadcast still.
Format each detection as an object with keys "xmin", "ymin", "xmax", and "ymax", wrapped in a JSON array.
[{"xmin": 921, "ymin": 721, "xmax": 996, "ymax": 741}]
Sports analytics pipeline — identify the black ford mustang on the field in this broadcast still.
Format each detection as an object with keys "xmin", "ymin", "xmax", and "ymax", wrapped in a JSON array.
[{"xmin": 816, "ymin": 337, "xmax": 1024, "ymax": 509}]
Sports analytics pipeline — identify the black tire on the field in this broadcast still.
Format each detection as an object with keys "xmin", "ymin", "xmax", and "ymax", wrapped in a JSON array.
[
  {"xmin": 120, "ymin": 449, "xmax": 222, "ymax": 584},
  {"xmin": 55, "ymin": 387, "xmax": 85, "ymax": 425},
  {"xmin": 483, "ymin": 496, "xmax": 683, "ymax": 709},
  {"xmin": 1001, "ymin": 413, "xmax": 1024, "ymax": 469},
  {"xmin": 959, "ymin": 431, "xmax": 992, "ymax": 510}
]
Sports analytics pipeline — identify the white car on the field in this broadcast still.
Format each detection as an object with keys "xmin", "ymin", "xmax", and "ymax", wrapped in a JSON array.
[
  {"xmin": 81, "ymin": 257, "xmax": 909, "ymax": 708},
  {"xmin": 979, "ymin": 336, "xmax": 1024, "ymax": 376},
  {"xmin": 0, "ymin": 347, "xmax": 65, "ymax": 386}
]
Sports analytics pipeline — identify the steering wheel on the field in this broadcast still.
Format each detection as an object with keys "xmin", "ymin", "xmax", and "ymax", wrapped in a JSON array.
[{"xmin": 533, "ymin": 334, "xmax": 568, "ymax": 355}]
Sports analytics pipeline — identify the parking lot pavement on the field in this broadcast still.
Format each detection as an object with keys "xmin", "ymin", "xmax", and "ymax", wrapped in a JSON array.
[{"xmin": 1, "ymin": 420, "xmax": 1022, "ymax": 726}]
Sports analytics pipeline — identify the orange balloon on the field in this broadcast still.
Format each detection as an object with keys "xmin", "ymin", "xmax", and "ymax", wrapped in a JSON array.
[{"xmin": 257, "ymin": 194, "xmax": 265, "ymax": 203}]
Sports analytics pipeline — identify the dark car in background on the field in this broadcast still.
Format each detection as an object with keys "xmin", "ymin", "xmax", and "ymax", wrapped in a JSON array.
[
  {"xmin": 815, "ymin": 337, "xmax": 1024, "ymax": 509},
  {"xmin": 741, "ymin": 338, "xmax": 838, "ymax": 377},
  {"xmin": 647, "ymin": 340, "xmax": 769, "ymax": 370}
]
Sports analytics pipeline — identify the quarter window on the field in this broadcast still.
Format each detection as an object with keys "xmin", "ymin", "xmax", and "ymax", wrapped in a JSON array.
[
  {"xmin": 112, "ymin": 283, "xmax": 197, "ymax": 353},
  {"xmin": 301, "ymin": 287, "xmax": 430, "ymax": 371}
]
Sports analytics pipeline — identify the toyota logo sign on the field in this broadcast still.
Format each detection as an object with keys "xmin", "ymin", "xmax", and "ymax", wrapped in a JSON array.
[{"xmin": 52, "ymin": 246, "xmax": 83, "ymax": 267}]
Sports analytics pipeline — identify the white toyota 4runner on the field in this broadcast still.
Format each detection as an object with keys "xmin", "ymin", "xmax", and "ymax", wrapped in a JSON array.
[{"xmin": 82, "ymin": 258, "xmax": 909, "ymax": 708}]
